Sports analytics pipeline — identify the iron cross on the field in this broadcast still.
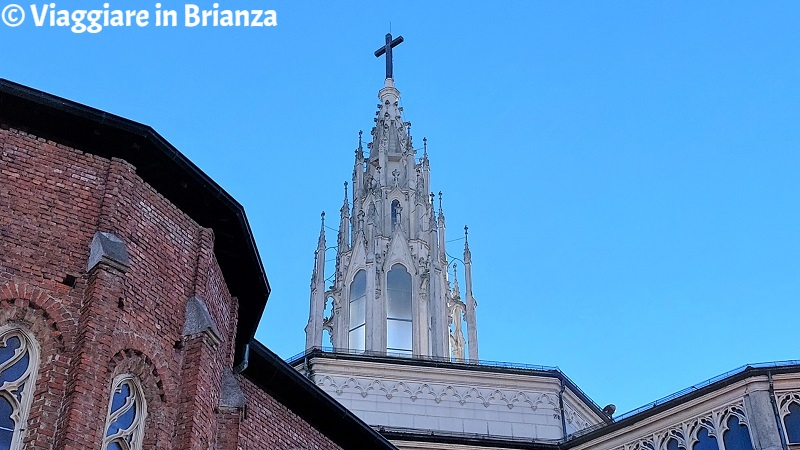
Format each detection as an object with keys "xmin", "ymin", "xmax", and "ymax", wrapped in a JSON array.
[{"xmin": 374, "ymin": 33, "xmax": 404, "ymax": 79}]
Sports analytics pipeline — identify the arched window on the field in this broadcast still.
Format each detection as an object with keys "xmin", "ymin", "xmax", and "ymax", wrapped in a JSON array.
[
  {"xmin": 102, "ymin": 375, "xmax": 146, "ymax": 450},
  {"xmin": 666, "ymin": 438, "xmax": 680, "ymax": 450},
  {"xmin": 723, "ymin": 415, "xmax": 754, "ymax": 450},
  {"xmin": 784, "ymin": 402, "xmax": 800, "ymax": 444},
  {"xmin": 692, "ymin": 427, "xmax": 718, "ymax": 450},
  {"xmin": 387, "ymin": 264, "xmax": 412, "ymax": 356},
  {"xmin": 0, "ymin": 326, "xmax": 39, "ymax": 450},
  {"xmin": 348, "ymin": 270, "xmax": 366, "ymax": 353}
]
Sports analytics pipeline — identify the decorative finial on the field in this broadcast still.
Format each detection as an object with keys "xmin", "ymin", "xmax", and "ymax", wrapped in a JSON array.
[
  {"xmin": 452, "ymin": 262, "xmax": 460, "ymax": 295},
  {"xmin": 438, "ymin": 191, "xmax": 443, "ymax": 213},
  {"xmin": 318, "ymin": 211, "xmax": 326, "ymax": 247},
  {"xmin": 464, "ymin": 225, "xmax": 472, "ymax": 263},
  {"xmin": 358, "ymin": 130, "xmax": 363, "ymax": 148},
  {"xmin": 430, "ymin": 192, "xmax": 435, "ymax": 204},
  {"xmin": 423, "ymin": 137, "xmax": 428, "ymax": 157},
  {"xmin": 344, "ymin": 181, "xmax": 348, "ymax": 199}
]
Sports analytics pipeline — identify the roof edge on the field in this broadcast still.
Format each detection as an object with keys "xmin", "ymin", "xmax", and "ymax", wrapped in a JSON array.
[{"xmin": 243, "ymin": 341, "xmax": 397, "ymax": 449}]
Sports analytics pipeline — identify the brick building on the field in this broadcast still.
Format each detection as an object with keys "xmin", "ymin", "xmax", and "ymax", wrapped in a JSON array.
[{"xmin": 0, "ymin": 79, "xmax": 396, "ymax": 450}]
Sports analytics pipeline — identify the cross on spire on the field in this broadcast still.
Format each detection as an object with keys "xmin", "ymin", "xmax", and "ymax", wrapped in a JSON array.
[{"xmin": 374, "ymin": 33, "xmax": 404, "ymax": 79}]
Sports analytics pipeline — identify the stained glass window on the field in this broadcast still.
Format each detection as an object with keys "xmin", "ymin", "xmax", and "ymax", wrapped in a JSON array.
[
  {"xmin": 102, "ymin": 375, "xmax": 146, "ymax": 450},
  {"xmin": 0, "ymin": 327, "xmax": 38, "ymax": 450}
]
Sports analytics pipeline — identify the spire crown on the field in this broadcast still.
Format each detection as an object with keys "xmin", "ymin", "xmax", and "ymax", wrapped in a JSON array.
[
  {"xmin": 464, "ymin": 225, "xmax": 472, "ymax": 263},
  {"xmin": 317, "ymin": 211, "xmax": 326, "ymax": 248}
]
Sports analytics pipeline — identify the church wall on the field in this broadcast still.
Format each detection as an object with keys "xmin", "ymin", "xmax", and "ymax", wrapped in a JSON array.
[
  {"xmin": 0, "ymin": 124, "xmax": 349, "ymax": 449},
  {"xmin": 307, "ymin": 356, "xmax": 579, "ymax": 441},
  {"xmin": 236, "ymin": 375, "xmax": 345, "ymax": 450}
]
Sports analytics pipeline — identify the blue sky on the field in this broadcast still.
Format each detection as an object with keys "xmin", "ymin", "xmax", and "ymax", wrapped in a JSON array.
[{"xmin": 4, "ymin": 1, "xmax": 800, "ymax": 415}]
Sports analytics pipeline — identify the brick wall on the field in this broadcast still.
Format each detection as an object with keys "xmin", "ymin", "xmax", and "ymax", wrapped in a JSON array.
[
  {"xmin": 0, "ymin": 124, "xmax": 343, "ymax": 450},
  {"xmin": 237, "ymin": 376, "xmax": 344, "ymax": 450}
]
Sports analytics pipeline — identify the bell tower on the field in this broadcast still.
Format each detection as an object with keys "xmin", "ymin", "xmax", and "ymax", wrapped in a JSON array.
[{"xmin": 304, "ymin": 34, "xmax": 479, "ymax": 361}]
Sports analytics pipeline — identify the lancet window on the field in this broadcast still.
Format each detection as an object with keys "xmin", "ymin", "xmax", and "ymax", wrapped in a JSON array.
[
  {"xmin": 102, "ymin": 375, "xmax": 146, "ymax": 450},
  {"xmin": 723, "ymin": 415, "xmax": 754, "ymax": 450},
  {"xmin": 348, "ymin": 270, "xmax": 366, "ymax": 353},
  {"xmin": 386, "ymin": 263, "xmax": 412, "ymax": 356},
  {"xmin": 0, "ymin": 326, "xmax": 38, "ymax": 450},
  {"xmin": 780, "ymin": 395, "xmax": 800, "ymax": 444}
]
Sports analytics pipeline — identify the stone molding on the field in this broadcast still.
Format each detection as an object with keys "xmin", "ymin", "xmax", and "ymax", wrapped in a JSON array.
[
  {"xmin": 610, "ymin": 399, "xmax": 749, "ymax": 450},
  {"xmin": 316, "ymin": 374, "xmax": 560, "ymax": 411}
]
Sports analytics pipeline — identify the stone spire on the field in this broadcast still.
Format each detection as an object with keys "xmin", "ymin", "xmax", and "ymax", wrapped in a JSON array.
[
  {"xmin": 304, "ymin": 38, "xmax": 479, "ymax": 361},
  {"xmin": 338, "ymin": 182, "xmax": 350, "ymax": 252},
  {"xmin": 463, "ymin": 225, "xmax": 479, "ymax": 362},
  {"xmin": 305, "ymin": 212, "xmax": 327, "ymax": 350},
  {"xmin": 437, "ymin": 192, "xmax": 447, "ymax": 265}
]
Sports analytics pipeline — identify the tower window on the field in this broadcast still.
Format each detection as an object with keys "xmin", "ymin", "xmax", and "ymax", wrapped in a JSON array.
[
  {"xmin": 387, "ymin": 263, "xmax": 412, "ymax": 356},
  {"xmin": 348, "ymin": 270, "xmax": 366, "ymax": 353}
]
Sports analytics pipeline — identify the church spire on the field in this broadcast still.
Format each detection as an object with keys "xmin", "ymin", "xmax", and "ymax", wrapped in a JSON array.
[
  {"xmin": 305, "ymin": 212, "xmax": 327, "ymax": 350},
  {"xmin": 463, "ymin": 225, "xmax": 479, "ymax": 362},
  {"xmin": 338, "ymin": 182, "xmax": 350, "ymax": 253},
  {"xmin": 437, "ymin": 191, "xmax": 447, "ymax": 265},
  {"xmin": 306, "ymin": 35, "xmax": 479, "ymax": 361}
]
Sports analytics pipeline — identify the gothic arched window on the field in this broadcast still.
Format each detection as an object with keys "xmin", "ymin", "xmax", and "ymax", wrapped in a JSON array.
[
  {"xmin": 348, "ymin": 270, "xmax": 366, "ymax": 353},
  {"xmin": 723, "ymin": 415, "xmax": 754, "ymax": 450},
  {"xmin": 692, "ymin": 427, "xmax": 718, "ymax": 450},
  {"xmin": 0, "ymin": 326, "xmax": 39, "ymax": 450},
  {"xmin": 391, "ymin": 200, "xmax": 401, "ymax": 230},
  {"xmin": 784, "ymin": 402, "xmax": 800, "ymax": 444},
  {"xmin": 387, "ymin": 264, "xmax": 412, "ymax": 356},
  {"xmin": 666, "ymin": 438, "xmax": 680, "ymax": 450},
  {"xmin": 102, "ymin": 375, "xmax": 146, "ymax": 450}
]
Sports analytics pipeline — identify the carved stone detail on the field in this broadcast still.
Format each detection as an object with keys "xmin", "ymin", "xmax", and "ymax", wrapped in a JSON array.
[
  {"xmin": 316, "ymin": 375, "xmax": 560, "ymax": 411},
  {"xmin": 607, "ymin": 400, "xmax": 749, "ymax": 450}
]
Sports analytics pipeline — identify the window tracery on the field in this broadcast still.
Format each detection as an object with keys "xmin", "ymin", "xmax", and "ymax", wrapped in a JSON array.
[
  {"xmin": 0, "ymin": 326, "xmax": 38, "ymax": 450},
  {"xmin": 102, "ymin": 375, "xmax": 146, "ymax": 450},
  {"xmin": 612, "ymin": 401, "xmax": 753, "ymax": 450},
  {"xmin": 777, "ymin": 391, "xmax": 800, "ymax": 445}
]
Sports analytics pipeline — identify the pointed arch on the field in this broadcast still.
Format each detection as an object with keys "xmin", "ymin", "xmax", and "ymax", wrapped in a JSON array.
[
  {"xmin": 386, "ymin": 263, "xmax": 412, "ymax": 356},
  {"xmin": 348, "ymin": 269, "xmax": 367, "ymax": 353},
  {"xmin": 102, "ymin": 374, "xmax": 147, "ymax": 450},
  {"xmin": 0, "ymin": 325, "xmax": 39, "ymax": 450}
]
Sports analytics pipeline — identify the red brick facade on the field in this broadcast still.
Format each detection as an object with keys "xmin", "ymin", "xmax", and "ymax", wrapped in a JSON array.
[{"xmin": 0, "ymin": 124, "xmax": 349, "ymax": 449}]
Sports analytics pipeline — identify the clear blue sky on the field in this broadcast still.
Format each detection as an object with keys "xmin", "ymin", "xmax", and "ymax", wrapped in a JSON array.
[{"xmin": 4, "ymin": 1, "xmax": 800, "ymax": 415}]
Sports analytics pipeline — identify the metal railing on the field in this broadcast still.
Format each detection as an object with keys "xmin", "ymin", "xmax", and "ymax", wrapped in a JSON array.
[
  {"xmin": 285, "ymin": 347, "xmax": 604, "ymax": 414},
  {"xmin": 566, "ymin": 360, "xmax": 800, "ymax": 441}
]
